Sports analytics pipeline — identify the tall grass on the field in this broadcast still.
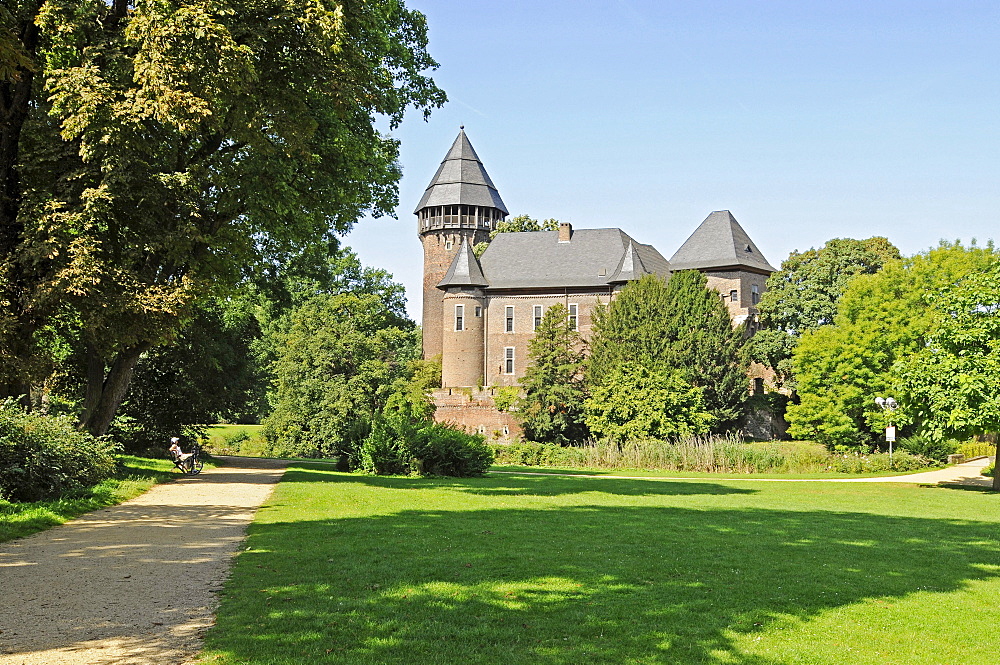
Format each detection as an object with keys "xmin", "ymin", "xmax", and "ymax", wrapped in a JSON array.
[{"xmin": 491, "ymin": 435, "xmax": 932, "ymax": 474}]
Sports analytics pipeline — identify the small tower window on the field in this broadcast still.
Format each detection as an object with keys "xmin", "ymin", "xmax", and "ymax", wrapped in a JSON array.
[
  {"xmin": 730, "ymin": 290, "xmax": 738, "ymax": 303},
  {"xmin": 751, "ymin": 284, "xmax": 760, "ymax": 305},
  {"xmin": 504, "ymin": 347, "xmax": 515, "ymax": 374},
  {"xmin": 505, "ymin": 306, "xmax": 514, "ymax": 332},
  {"xmin": 455, "ymin": 304, "xmax": 464, "ymax": 331},
  {"xmin": 568, "ymin": 303, "xmax": 578, "ymax": 331},
  {"xmin": 533, "ymin": 305, "xmax": 543, "ymax": 331},
  {"xmin": 444, "ymin": 239, "xmax": 453, "ymax": 251},
  {"xmin": 475, "ymin": 306, "xmax": 482, "ymax": 317}
]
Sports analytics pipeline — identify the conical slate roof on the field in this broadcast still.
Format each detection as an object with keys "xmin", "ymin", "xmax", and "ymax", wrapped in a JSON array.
[
  {"xmin": 669, "ymin": 211, "xmax": 775, "ymax": 273},
  {"xmin": 414, "ymin": 128, "xmax": 508, "ymax": 214},
  {"xmin": 438, "ymin": 238, "xmax": 489, "ymax": 288}
]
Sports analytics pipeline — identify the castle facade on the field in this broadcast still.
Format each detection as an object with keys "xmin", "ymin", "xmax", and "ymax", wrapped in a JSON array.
[{"xmin": 416, "ymin": 129, "xmax": 775, "ymax": 432}]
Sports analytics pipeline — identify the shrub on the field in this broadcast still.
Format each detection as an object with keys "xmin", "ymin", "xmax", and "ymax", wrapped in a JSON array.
[
  {"xmin": 958, "ymin": 442, "xmax": 997, "ymax": 459},
  {"xmin": 984, "ymin": 462, "xmax": 994, "ymax": 477},
  {"xmin": 0, "ymin": 402, "xmax": 119, "ymax": 502},
  {"xmin": 897, "ymin": 435, "xmax": 959, "ymax": 463},
  {"xmin": 824, "ymin": 451, "xmax": 931, "ymax": 474},
  {"xmin": 410, "ymin": 423, "xmax": 494, "ymax": 476}
]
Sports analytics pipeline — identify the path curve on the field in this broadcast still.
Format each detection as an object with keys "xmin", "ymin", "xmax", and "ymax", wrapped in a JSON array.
[
  {"xmin": 0, "ymin": 455, "xmax": 286, "ymax": 665},
  {"xmin": 493, "ymin": 456, "xmax": 995, "ymax": 487}
]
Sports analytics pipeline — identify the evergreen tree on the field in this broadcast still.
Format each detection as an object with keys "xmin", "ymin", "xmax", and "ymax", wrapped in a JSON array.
[
  {"xmin": 518, "ymin": 304, "xmax": 588, "ymax": 445},
  {"xmin": 588, "ymin": 272, "xmax": 747, "ymax": 433},
  {"xmin": 661, "ymin": 270, "xmax": 748, "ymax": 429}
]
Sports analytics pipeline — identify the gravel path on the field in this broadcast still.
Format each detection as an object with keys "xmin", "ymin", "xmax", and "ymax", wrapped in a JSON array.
[{"xmin": 0, "ymin": 456, "xmax": 286, "ymax": 665}]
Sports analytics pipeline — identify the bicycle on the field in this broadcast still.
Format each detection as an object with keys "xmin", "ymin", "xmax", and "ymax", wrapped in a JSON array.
[{"xmin": 171, "ymin": 443, "xmax": 204, "ymax": 475}]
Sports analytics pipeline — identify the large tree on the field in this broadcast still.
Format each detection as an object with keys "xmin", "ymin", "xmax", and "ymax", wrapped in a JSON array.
[
  {"xmin": 0, "ymin": 0, "xmax": 445, "ymax": 435},
  {"xmin": 518, "ymin": 303, "xmax": 588, "ymax": 445},
  {"xmin": 589, "ymin": 272, "xmax": 746, "ymax": 433},
  {"xmin": 473, "ymin": 214, "xmax": 559, "ymax": 256},
  {"xmin": 788, "ymin": 241, "xmax": 999, "ymax": 448},
  {"xmin": 747, "ymin": 237, "xmax": 900, "ymax": 386},
  {"xmin": 894, "ymin": 265, "xmax": 1000, "ymax": 490}
]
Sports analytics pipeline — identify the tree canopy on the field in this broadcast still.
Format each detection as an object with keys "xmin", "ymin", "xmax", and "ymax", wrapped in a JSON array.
[
  {"xmin": 1, "ymin": 0, "xmax": 445, "ymax": 435},
  {"xmin": 473, "ymin": 214, "xmax": 559, "ymax": 256},
  {"xmin": 787, "ymin": 241, "xmax": 999, "ymax": 448},
  {"xmin": 518, "ymin": 303, "xmax": 589, "ymax": 445},
  {"xmin": 747, "ymin": 237, "xmax": 900, "ymax": 386}
]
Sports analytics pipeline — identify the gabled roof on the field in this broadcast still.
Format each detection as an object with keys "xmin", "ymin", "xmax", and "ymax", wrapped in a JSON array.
[
  {"xmin": 477, "ymin": 228, "xmax": 670, "ymax": 290},
  {"xmin": 414, "ymin": 128, "xmax": 508, "ymax": 214},
  {"xmin": 438, "ymin": 238, "xmax": 489, "ymax": 288},
  {"xmin": 669, "ymin": 210, "xmax": 776, "ymax": 273}
]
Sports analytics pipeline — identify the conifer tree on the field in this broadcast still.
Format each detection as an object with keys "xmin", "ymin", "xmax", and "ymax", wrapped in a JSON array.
[
  {"xmin": 588, "ymin": 272, "xmax": 747, "ymax": 433},
  {"xmin": 518, "ymin": 303, "xmax": 589, "ymax": 445}
]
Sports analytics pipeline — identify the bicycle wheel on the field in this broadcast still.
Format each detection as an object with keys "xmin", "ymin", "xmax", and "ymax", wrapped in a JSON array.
[{"xmin": 190, "ymin": 457, "xmax": 204, "ymax": 474}]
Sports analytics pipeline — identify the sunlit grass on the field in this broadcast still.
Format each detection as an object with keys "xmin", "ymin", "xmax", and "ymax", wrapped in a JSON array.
[
  {"xmin": 0, "ymin": 455, "xmax": 181, "ymax": 543},
  {"xmin": 199, "ymin": 468, "xmax": 1000, "ymax": 664}
]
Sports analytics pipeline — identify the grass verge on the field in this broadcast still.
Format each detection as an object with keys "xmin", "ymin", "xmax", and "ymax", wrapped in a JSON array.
[
  {"xmin": 199, "ymin": 467, "xmax": 1000, "ymax": 664},
  {"xmin": 0, "ymin": 455, "xmax": 181, "ymax": 544}
]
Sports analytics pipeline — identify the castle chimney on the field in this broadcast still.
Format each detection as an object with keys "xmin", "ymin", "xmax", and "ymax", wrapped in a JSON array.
[{"xmin": 558, "ymin": 222, "xmax": 572, "ymax": 242}]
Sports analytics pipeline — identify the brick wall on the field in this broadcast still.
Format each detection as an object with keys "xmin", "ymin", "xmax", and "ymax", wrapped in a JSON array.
[{"xmin": 432, "ymin": 388, "xmax": 522, "ymax": 440}]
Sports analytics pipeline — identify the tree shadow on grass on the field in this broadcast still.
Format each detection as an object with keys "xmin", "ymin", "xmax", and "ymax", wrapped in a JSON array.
[{"xmin": 206, "ymin": 476, "xmax": 1000, "ymax": 664}]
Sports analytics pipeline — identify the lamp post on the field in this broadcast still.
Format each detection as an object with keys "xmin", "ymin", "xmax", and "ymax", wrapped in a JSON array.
[{"xmin": 875, "ymin": 397, "xmax": 898, "ymax": 465}]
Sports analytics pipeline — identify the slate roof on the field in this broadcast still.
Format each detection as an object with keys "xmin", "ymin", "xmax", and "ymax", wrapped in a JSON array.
[
  {"xmin": 472, "ymin": 228, "xmax": 671, "ymax": 290},
  {"xmin": 669, "ymin": 210, "xmax": 776, "ymax": 273},
  {"xmin": 414, "ymin": 128, "xmax": 509, "ymax": 214},
  {"xmin": 438, "ymin": 238, "xmax": 489, "ymax": 288}
]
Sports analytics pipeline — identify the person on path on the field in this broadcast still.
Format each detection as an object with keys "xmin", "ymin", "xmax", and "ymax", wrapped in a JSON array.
[{"xmin": 169, "ymin": 437, "xmax": 194, "ymax": 470}]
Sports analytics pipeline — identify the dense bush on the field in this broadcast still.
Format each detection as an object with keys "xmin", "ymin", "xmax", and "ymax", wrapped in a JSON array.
[
  {"xmin": 958, "ymin": 442, "xmax": 997, "ymax": 460},
  {"xmin": 410, "ymin": 423, "xmax": 494, "ymax": 476},
  {"xmin": 822, "ymin": 451, "xmax": 931, "ymax": 473},
  {"xmin": 985, "ymin": 462, "xmax": 995, "ymax": 477},
  {"xmin": 0, "ymin": 403, "xmax": 119, "ymax": 502},
  {"xmin": 897, "ymin": 435, "xmax": 959, "ymax": 463}
]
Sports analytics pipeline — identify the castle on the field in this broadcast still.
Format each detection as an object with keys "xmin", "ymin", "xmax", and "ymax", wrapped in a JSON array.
[{"xmin": 416, "ymin": 129, "xmax": 775, "ymax": 434}]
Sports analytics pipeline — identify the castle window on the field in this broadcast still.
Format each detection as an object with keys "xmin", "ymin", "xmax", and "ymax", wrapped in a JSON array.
[
  {"xmin": 568, "ymin": 303, "xmax": 578, "ymax": 330},
  {"xmin": 444, "ymin": 239, "xmax": 453, "ymax": 250},
  {"xmin": 505, "ymin": 306, "xmax": 514, "ymax": 332},
  {"xmin": 730, "ymin": 290, "xmax": 738, "ymax": 303},
  {"xmin": 475, "ymin": 306, "xmax": 482, "ymax": 317},
  {"xmin": 504, "ymin": 347, "xmax": 515, "ymax": 374},
  {"xmin": 533, "ymin": 305, "xmax": 543, "ymax": 331},
  {"xmin": 751, "ymin": 284, "xmax": 760, "ymax": 305},
  {"xmin": 455, "ymin": 304, "xmax": 464, "ymax": 331}
]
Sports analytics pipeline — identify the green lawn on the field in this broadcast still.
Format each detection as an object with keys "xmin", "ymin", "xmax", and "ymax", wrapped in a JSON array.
[
  {"xmin": 199, "ymin": 468, "xmax": 1000, "ymax": 664},
  {"xmin": 202, "ymin": 424, "xmax": 267, "ymax": 455},
  {"xmin": 0, "ymin": 455, "xmax": 180, "ymax": 543}
]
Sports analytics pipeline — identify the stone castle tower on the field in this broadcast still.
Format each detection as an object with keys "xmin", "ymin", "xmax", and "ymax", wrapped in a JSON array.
[{"xmin": 415, "ymin": 128, "xmax": 508, "ymax": 361}]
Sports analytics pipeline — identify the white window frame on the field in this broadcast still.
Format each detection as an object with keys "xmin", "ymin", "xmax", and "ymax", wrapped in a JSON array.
[
  {"xmin": 533, "ymin": 305, "xmax": 543, "ymax": 331},
  {"xmin": 730, "ymin": 289, "xmax": 738, "ymax": 303},
  {"xmin": 455, "ymin": 304, "xmax": 464, "ymax": 331},
  {"xmin": 751, "ymin": 284, "xmax": 760, "ymax": 305},
  {"xmin": 505, "ymin": 305, "xmax": 514, "ymax": 332},
  {"xmin": 504, "ymin": 347, "xmax": 515, "ymax": 374},
  {"xmin": 568, "ymin": 303, "xmax": 578, "ymax": 331}
]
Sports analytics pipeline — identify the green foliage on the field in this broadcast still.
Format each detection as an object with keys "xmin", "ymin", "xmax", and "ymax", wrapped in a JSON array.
[
  {"xmin": 958, "ymin": 442, "xmax": 996, "ymax": 459},
  {"xmin": 788, "ymin": 241, "xmax": 1000, "ymax": 448},
  {"xmin": 262, "ymin": 291, "xmax": 419, "ymax": 459},
  {"xmin": 517, "ymin": 304, "xmax": 589, "ymax": 445},
  {"xmin": 895, "ymin": 264, "xmax": 1000, "ymax": 443},
  {"xmin": 985, "ymin": 461, "xmax": 995, "ymax": 477},
  {"xmin": 823, "ymin": 451, "xmax": 931, "ymax": 473},
  {"xmin": 0, "ymin": 401, "xmax": 118, "ymax": 502},
  {"xmin": 589, "ymin": 272, "xmax": 746, "ymax": 430},
  {"xmin": 897, "ymin": 435, "xmax": 959, "ymax": 463},
  {"xmin": 584, "ymin": 363, "xmax": 714, "ymax": 443},
  {"xmin": 473, "ymin": 214, "xmax": 559, "ymax": 256},
  {"xmin": 492, "ymin": 386, "xmax": 520, "ymax": 412},
  {"xmin": 1, "ymin": 0, "xmax": 445, "ymax": 433},
  {"xmin": 409, "ymin": 422, "xmax": 494, "ymax": 477},
  {"xmin": 748, "ymin": 237, "xmax": 900, "ymax": 386}
]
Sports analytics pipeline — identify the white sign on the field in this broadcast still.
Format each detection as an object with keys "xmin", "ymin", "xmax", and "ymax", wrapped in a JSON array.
[{"xmin": 885, "ymin": 426, "xmax": 896, "ymax": 442}]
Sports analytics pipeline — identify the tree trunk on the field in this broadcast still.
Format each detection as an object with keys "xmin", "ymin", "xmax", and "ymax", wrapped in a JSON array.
[
  {"xmin": 81, "ymin": 344, "xmax": 149, "ymax": 437},
  {"xmin": 993, "ymin": 443, "xmax": 999, "ymax": 492}
]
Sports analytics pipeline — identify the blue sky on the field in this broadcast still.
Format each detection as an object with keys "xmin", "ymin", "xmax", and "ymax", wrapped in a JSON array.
[{"xmin": 345, "ymin": 0, "xmax": 1000, "ymax": 319}]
